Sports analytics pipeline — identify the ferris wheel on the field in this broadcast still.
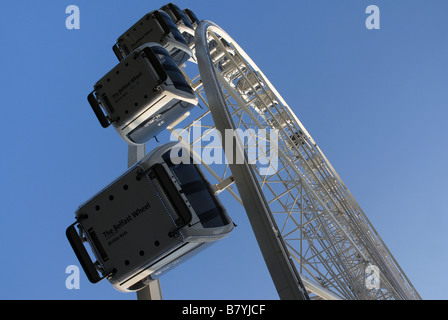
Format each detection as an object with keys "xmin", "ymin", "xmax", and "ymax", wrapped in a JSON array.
[
  {"xmin": 171, "ymin": 20, "xmax": 421, "ymax": 300},
  {"xmin": 67, "ymin": 3, "xmax": 421, "ymax": 300}
]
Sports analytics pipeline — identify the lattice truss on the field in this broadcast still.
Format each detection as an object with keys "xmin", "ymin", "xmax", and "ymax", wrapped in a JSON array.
[{"xmin": 169, "ymin": 27, "xmax": 420, "ymax": 300}]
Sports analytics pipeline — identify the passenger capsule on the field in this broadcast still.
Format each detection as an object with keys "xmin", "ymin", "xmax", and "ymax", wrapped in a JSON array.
[
  {"xmin": 290, "ymin": 130, "xmax": 307, "ymax": 147},
  {"xmin": 160, "ymin": 3, "xmax": 195, "ymax": 48},
  {"xmin": 88, "ymin": 43, "xmax": 198, "ymax": 145},
  {"xmin": 113, "ymin": 10, "xmax": 192, "ymax": 66},
  {"xmin": 183, "ymin": 8, "xmax": 200, "ymax": 30},
  {"xmin": 66, "ymin": 142, "xmax": 235, "ymax": 292}
]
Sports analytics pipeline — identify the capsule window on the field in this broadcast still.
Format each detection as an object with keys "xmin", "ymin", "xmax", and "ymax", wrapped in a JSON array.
[
  {"xmin": 161, "ymin": 3, "xmax": 194, "ymax": 30},
  {"xmin": 162, "ymin": 152, "xmax": 228, "ymax": 228},
  {"xmin": 156, "ymin": 10, "xmax": 187, "ymax": 45},
  {"xmin": 183, "ymin": 8, "xmax": 199, "ymax": 28},
  {"xmin": 160, "ymin": 4, "xmax": 195, "ymax": 48},
  {"xmin": 151, "ymin": 46, "xmax": 193, "ymax": 93}
]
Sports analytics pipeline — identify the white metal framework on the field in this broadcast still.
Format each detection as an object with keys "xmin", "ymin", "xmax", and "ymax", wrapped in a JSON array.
[{"xmin": 167, "ymin": 20, "xmax": 421, "ymax": 300}]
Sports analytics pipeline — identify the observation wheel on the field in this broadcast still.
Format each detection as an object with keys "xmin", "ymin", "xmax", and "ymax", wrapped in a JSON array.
[{"xmin": 171, "ymin": 21, "xmax": 421, "ymax": 300}]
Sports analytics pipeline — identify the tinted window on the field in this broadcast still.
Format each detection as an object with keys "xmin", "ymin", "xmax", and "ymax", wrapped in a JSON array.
[
  {"xmin": 162, "ymin": 152, "xmax": 227, "ymax": 228},
  {"xmin": 151, "ymin": 46, "xmax": 192, "ymax": 93},
  {"xmin": 171, "ymin": 4, "xmax": 194, "ymax": 29},
  {"xmin": 158, "ymin": 11, "xmax": 186, "ymax": 44},
  {"xmin": 184, "ymin": 9, "xmax": 199, "ymax": 25}
]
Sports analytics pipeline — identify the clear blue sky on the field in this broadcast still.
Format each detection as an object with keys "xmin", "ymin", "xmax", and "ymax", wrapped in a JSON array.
[{"xmin": 0, "ymin": 0, "xmax": 447, "ymax": 300}]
